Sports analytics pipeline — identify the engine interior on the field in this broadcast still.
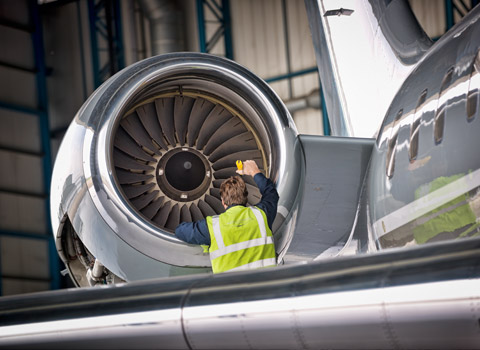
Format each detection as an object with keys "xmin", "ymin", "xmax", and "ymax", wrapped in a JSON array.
[
  {"xmin": 52, "ymin": 53, "xmax": 303, "ymax": 287},
  {"xmin": 113, "ymin": 90, "xmax": 268, "ymax": 233}
]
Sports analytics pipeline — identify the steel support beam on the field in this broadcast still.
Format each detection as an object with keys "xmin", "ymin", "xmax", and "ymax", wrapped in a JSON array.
[
  {"xmin": 196, "ymin": 0, "xmax": 233, "ymax": 59},
  {"xmin": 445, "ymin": 0, "xmax": 479, "ymax": 31},
  {"xmin": 30, "ymin": 0, "xmax": 60, "ymax": 292},
  {"xmin": 0, "ymin": 0, "xmax": 61, "ymax": 295},
  {"xmin": 88, "ymin": 0, "xmax": 125, "ymax": 88}
]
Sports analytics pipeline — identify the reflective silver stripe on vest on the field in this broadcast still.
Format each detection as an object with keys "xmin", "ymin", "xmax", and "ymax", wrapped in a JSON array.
[
  {"xmin": 210, "ymin": 236, "xmax": 274, "ymax": 260},
  {"xmin": 210, "ymin": 207, "xmax": 271, "ymax": 260},
  {"xmin": 228, "ymin": 257, "xmax": 277, "ymax": 272},
  {"xmin": 211, "ymin": 215, "xmax": 225, "ymax": 249},
  {"xmin": 250, "ymin": 207, "xmax": 267, "ymax": 239}
]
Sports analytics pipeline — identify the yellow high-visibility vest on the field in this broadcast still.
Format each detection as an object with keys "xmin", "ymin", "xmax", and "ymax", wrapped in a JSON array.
[{"xmin": 206, "ymin": 206, "xmax": 276, "ymax": 273}]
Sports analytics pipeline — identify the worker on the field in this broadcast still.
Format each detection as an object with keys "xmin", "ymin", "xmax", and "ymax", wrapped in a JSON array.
[{"xmin": 175, "ymin": 160, "xmax": 279, "ymax": 273}]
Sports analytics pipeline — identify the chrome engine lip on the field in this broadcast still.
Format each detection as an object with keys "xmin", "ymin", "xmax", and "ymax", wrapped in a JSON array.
[{"xmin": 81, "ymin": 53, "xmax": 302, "ymax": 266}]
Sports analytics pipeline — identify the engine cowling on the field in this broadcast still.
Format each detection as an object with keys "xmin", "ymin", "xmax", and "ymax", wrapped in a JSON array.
[{"xmin": 51, "ymin": 53, "xmax": 304, "ymax": 286}]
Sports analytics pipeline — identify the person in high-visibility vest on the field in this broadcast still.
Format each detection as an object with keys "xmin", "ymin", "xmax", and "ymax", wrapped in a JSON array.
[{"xmin": 175, "ymin": 160, "xmax": 279, "ymax": 273}]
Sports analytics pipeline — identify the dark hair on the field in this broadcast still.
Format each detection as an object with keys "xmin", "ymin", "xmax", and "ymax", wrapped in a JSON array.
[{"xmin": 220, "ymin": 176, "xmax": 248, "ymax": 206}]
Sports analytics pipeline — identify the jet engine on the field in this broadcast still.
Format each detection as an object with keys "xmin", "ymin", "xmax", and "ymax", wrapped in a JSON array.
[{"xmin": 50, "ymin": 52, "xmax": 304, "ymax": 286}]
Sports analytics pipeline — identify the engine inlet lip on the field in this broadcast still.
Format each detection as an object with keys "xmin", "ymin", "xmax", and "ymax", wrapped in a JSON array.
[
  {"xmin": 156, "ymin": 147, "xmax": 212, "ymax": 202},
  {"xmin": 83, "ymin": 53, "xmax": 301, "ymax": 266}
]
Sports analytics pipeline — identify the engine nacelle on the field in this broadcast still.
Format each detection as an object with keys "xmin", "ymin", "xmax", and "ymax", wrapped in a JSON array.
[{"xmin": 51, "ymin": 53, "xmax": 304, "ymax": 286}]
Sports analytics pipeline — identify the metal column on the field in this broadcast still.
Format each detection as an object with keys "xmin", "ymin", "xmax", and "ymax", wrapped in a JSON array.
[
  {"xmin": 30, "ymin": 0, "xmax": 60, "ymax": 293},
  {"xmin": 445, "ymin": 0, "xmax": 480, "ymax": 31},
  {"xmin": 88, "ymin": 0, "xmax": 125, "ymax": 88},
  {"xmin": 196, "ymin": 0, "xmax": 234, "ymax": 59},
  {"xmin": 0, "ymin": 0, "xmax": 60, "ymax": 294}
]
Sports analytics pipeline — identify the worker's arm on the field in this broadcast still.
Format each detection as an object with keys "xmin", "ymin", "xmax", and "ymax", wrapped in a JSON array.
[
  {"xmin": 253, "ymin": 173, "xmax": 279, "ymax": 230},
  {"xmin": 175, "ymin": 219, "xmax": 211, "ymax": 245},
  {"xmin": 237, "ymin": 160, "xmax": 279, "ymax": 230}
]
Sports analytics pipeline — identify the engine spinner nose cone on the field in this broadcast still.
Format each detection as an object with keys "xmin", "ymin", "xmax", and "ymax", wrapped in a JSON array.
[{"xmin": 157, "ymin": 147, "xmax": 212, "ymax": 202}]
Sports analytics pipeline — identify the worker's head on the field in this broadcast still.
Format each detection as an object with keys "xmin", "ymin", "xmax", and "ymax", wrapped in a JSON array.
[{"xmin": 220, "ymin": 176, "xmax": 248, "ymax": 208}]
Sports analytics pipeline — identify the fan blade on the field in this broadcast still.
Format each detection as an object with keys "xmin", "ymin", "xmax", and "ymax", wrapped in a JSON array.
[
  {"xmin": 196, "ymin": 106, "xmax": 232, "ymax": 150},
  {"xmin": 212, "ymin": 167, "xmax": 237, "ymax": 179},
  {"xmin": 212, "ymin": 150, "xmax": 263, "ymax": 171},
  {"xmin": 212, "ymin": 179, "xmax": 224, "ymax": 188},
  {"xmin": 116, "ymin": 168, "xmax": 153, "ymax": 184},
  {"xmin": 121, "ymin": 113, "xmax": 160, "ymax": 155},
  {"xmin": 208, "ymin": 132, "xmax": 258, "ymax": 162},
  {"xmin": 122, "ymin": 183, "xmax": 155, "ymax": 199},
  {"xmin": 130, "ymin": 190, "xmax": 159, "ymax": 211},
  {"xmin": 210, "ymin": 188, "xmax": 221, "ymax": 200},
  {"xmin": 203, "ymin": 118, "xmax": 248, "ymax": 156},
  {"xmin": 155, "ymin": 97, "xmax": 176, "ymax": 146},
  {"xmin": 198, "ymin": 199, "xmax": 216, "ymax": 217},
  {"xmin": 213, "ymin": 167, "xmax": 257, "ymax": 187},
  {"xmin": 137, "ymin": 103, "xmax": 168, "ymax": 150},
  {"xmin": 113, "ymin": 148, "xmax": 154, "ymax": 171},
  {"xmin": 187, "ymin": 98, "xmax": 215, "ymax": 147},
  {"xmin": 180, "ymin": 204, "xmax": 192, "ymax": 223},
  {"xmin": 246, "ymin": 184, "xmax": 262, "ymax": 204},
  {"xmin": 190, "ymin": 203, "xmax": 204, "ymax": 222},
  {"xmin": 141, "ymin": 196, "xmax": 165, "ymax": 220},
  {"xmin": 165, "ymin": 203, "xmax": 180, "ymax": 230},
  {"xmin": 153, "ymin": 201, "xmax": 172, "ymax": 227},
  {"xmin": 114, "ymin": 127, "xmax": 156, "ymax": 162},
  {"xmin": 174, "ymin": 96, "xmax": 195, "ymax": 146},
  {"xmin": 205, "ymin": 194, "xmax": 225, "ymax": 214}
]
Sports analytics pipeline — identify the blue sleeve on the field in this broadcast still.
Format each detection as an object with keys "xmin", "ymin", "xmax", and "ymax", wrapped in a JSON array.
[
  {"xmin": 175, "ymin": 219, "xmax": 211, "ymax": 246},
  {"xmin": 253, "ymin": 173, "xmax": 279, "ymax": 230}
]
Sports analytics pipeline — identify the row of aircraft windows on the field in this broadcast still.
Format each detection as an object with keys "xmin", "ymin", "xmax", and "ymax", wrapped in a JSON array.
[{"xmin": 386, "ymin": 50, "xmax": 480, "ymax": 178}]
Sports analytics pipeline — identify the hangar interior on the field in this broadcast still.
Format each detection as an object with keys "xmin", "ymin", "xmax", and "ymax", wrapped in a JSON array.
[{"xmin": 0, "ymin": 0, "xmax": 475, "ymax": 296}]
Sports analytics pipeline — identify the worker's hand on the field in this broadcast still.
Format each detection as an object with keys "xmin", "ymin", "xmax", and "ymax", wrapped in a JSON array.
[{"xmin": 236, "ymin": 160, "xmax": 261, "ymax": 177}]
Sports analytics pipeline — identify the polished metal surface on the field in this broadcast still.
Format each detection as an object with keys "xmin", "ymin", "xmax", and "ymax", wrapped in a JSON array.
[
  {"xmin": 304, "ymin": 0, "xmax": 432, "ymax": 137},
  {"xmin": 1, "ymin": 237, "xmax": 479, "ymax": 349},
  {"xmin": 50, "ymin": 52, "xmax": 303, "ymax": 285},
  {"xmin": 5, "ymin": 2, "xmax": 480, "ymax": 348},
  {"xmin": 139, "ymin": 0, "xmax": 185, "ymax": 54},
  {"xmin": 367, "ymin": 4, "xmax": 480, "ymax": 250},
  {"xmin": 287, "ymin": 135, "xmax": 374, "ymax": 262},
  {"xmin": 49, "ymin": 0, "xmax": 480, "ymax": 282}
]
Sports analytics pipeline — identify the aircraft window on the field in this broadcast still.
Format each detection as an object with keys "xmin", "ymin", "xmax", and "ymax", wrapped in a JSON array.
[
  {"xmin": 416, "ymin": 89, "xmax": 428, "ymax": 108},
  {"xmin": 409, "ymin": 119, "xmax": 421, "ymax": 161},
  {"xmin": 434, "ymin": 68, "xmax": 454, "ymax": 144},
  {"xmin": 434, "ymin": 109, "xmax": 445, "ymax": 144},
  {"xmin": 386, "ymin": 109, "xmax": 403, "ymax": 178},
  {"xmin": 468, "ymin": 89, "xmax": 479, "ymax": 121},
  {"xmin": 409, "ymin": 89, "xmax": 427, "ymax": 161},
  {"xmin": 440, "ymin": 68, "xmax": 453, "ymax": 92},
  {"xmin": 467, "ymin": 50, "xmax": 480, "ymax": 121}
]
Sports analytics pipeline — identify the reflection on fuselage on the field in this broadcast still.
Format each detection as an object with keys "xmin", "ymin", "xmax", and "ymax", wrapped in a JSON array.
[{"xmin": 369, "ymin": 34, "xmax": 480, "ymax": 249}]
